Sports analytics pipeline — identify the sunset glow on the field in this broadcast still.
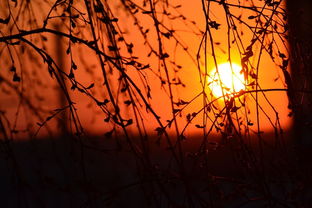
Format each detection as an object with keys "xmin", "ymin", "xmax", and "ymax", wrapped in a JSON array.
[
  {"xmin": 208, "ymin": 63, "xmax": 245, "ymax": 98},
  {"xmin": 0, "ymin": 0, "xmax": 291, "ymax": 137}
]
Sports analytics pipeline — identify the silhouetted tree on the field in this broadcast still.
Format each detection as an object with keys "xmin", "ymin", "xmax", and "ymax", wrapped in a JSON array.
[
  {"xmin": 287, "ymin": 0, "xmax": 312, "ymax": 144},
  {"xmin": 1, "ymin": 1, "xmax": 311, "ymax": 207}
]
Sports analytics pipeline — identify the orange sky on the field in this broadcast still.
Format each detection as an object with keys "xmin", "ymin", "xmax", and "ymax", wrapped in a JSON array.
[{"xmin": 0, "ymin": 0, "xmax": 291, "ymax": 140}]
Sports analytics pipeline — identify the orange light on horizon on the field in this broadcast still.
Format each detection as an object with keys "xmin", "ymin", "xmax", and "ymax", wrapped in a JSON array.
[{"xmin": 0, "ymin": 0, "xmax": 292, "ymax": 139}]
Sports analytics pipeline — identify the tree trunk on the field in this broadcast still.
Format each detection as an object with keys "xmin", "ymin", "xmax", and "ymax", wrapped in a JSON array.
[
  {"xmin": 55, "ymin": 24, "xmax": 68, "ymax": 135},
  {"xmin": 287, "ymin": 0, "xmax": 312, "ymax": 144}
]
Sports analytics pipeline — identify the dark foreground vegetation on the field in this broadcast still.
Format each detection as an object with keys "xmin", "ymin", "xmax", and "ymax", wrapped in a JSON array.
[
  {"xmin": 1, "ymin": 0, "xmax": 312, "ymax": 207},
  {"xmin": 1, "ymin": 132, "xmax": 312, "ymax": 207}
]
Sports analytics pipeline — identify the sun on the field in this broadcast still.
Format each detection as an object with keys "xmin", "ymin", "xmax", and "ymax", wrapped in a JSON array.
[{"xmin": 207, "ymin": 62, "xmax": 245, "ymax": 98}]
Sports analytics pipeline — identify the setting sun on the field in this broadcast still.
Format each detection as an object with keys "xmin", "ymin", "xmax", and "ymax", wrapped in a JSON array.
[{"xmin": 208, "ymin": 62, "xmax": 245, "ymax": 98}]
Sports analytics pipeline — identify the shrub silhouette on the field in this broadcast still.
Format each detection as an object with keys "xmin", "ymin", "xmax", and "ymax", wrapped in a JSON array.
[{"xmin": 0, "ymin": 0, "xmax": 311, "ymax": 207}]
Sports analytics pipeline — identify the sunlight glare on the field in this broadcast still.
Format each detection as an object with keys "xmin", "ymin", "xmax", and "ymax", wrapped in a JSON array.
[{"xmin": 208, "ymin": 62, "xmax": 245, "ymax": 98}]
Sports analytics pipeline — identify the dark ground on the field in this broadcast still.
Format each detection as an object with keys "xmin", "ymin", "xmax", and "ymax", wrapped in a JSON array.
[{"xmin": 1, "ymin": 132, "xmax": 312, "ymax": 207}]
